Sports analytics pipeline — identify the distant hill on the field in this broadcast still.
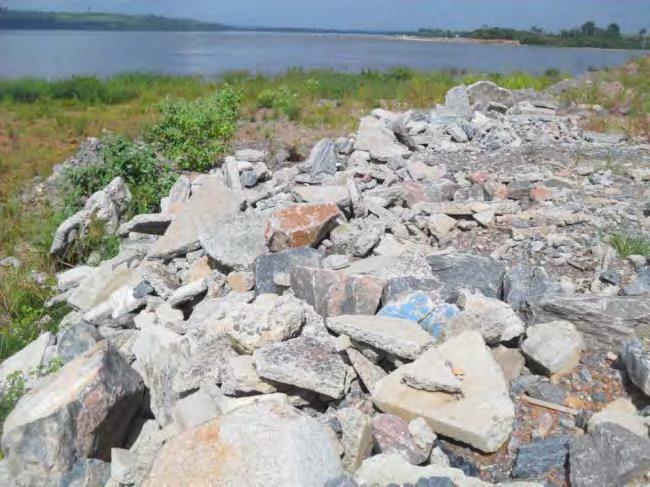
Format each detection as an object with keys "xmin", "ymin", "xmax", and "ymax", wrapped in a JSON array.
[{"xmin": 0, "ymin": 9, "xmax": 229, "ymax": 31}]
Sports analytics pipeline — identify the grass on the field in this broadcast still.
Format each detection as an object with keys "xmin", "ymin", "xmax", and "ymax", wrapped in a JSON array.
[{"xmin": 610, "ymin": 234, "xmax": 650, "ymax": 259}]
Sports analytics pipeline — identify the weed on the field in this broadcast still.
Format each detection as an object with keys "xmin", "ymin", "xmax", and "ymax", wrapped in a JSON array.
[
  {"xmin": 148, "ymin": 87, "xmax": 242, "ymax": 171},
  {"xmin": 609, "ymin": 234, "xmax": 650, "ymax": 258},
  {"xmin": 0, "ymin": 371, "xmax": 26, "ymax": 434}
]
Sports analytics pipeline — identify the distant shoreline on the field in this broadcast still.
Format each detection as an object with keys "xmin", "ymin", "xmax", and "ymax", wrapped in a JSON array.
[{"xmin": 386, "ymin": 35, "xmax": 521, "ymax": 46}]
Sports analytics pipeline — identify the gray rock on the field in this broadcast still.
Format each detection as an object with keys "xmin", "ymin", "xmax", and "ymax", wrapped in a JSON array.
[
  {"xmin": 1, "ymin": 343, "xmax": 145, "ymax": 487},
  {"xmin": 292, "ymin": 185, "xmax": 350, "ymax": 208},
  {"xmin": 255, "ymin": 247, "xmax": 323, "ymax": 295},
  {"xmin": 305, "ymin": 139, "xmax": 339, "ymax": 180},
  {"xmin": 61, "ymin": 458, "xmax": 111, "ymax": 487},
  {"xmin": 0, "ymin": 256, "xmax": 20, "ymax": 268},
  {"xmin": 171, "ymin": 389, "xmax": 220, "ymax": 431},
  {"xmin": 327, "ymin": 315, "xmax": 434, "ymax": 361},
  {"xmin": 372, "ymin": 332, "xmax": 514, "ymax": 453},
  {"xmin": 623, "ymin": 266, "xmax": 650, "ymax": 296},
  {"xmin": 621, "ymin": 339, "xmax": 650, "ymax": 396},
  {"xmin": 221, "ymin": 355, "xmax": 277, "ymax": 396},
  {"xmin": 442, "ymin": 85, "xmax": 471, "ymax": 119},
  {"xmin": 254, "ymin": 337, "xmax": 347, "ymax": 400},
  {"xmin": 402, "ymin": 348, "xmax": 462, "ymax": 394},
  {"xmin": 160, "ymin": 175, "xmax": 191, "ymax": 214},
  {"xmin": 235, "ymin": 148, "xmax": 267, "ymax": 163},
  {"xmin": 0, "ymin": 332, "xmax": 53, "ymax": 389},
  {"xmin": 467, "ymin": 81, "xmax": 515, "ymax": 109},
  {"xmin": 346, "ymin": 347, "xmax": 387, "ymax": 393},
  {"xmin": 532, "ymin": 294, "xmax": 650, "ymax": 347},
  {"xmin": 199, "ymin": 212, "xmax": 268, "ymax": 271},
  {"xmin": 143, "ymin": 401, "xmax": 344, "ymax": 487},
  {"xmin": 55, "ymin": 323, "xmax": 101, "ymax": 364},
  {"xmin": 526, "ymin": 381, "xmax": 568, "ymax": 406},
  {"xmin": 56, "ymin": 266, "xmax": 95, "ymax": 292},
  {"xmin": 337, "ymin": 407, "xmax": 373, "ymax": 472},
  {"xmin": 291, "ymin": 267, "xmax": 384, "ymax": 317},
  {"xmin": 138, "ymin": 262, "xmax": 180, "ymax": 299},
  {"xmin": 117, "ymin": 213, "xmax": 173, "ymax": 237},
  {"xmin": 240, "ymin": 168, "xmax": 259, "ymax": 187},
  {"xmin": 569, "ymin": 423, "xmax": 650, "ymax": 487},
  {"xmin": 504, "ymin": 264, "xmax": 562, "ymax": 314},
  {"xmin": 521, "ymin": 321, "xmax": 583, "ymax": 376},
  {"xmin": 512, "ymin": 436, "xmax": 569, "ymax": 479},
  {"xmin": 167, "ymin": 278, "xmax": 208, "ymax": 307},
  {"xmin": 372, "ymin": 414, "xmax": 433, "ymax": 465},
  {"xmin": 427, "ymin": 253, "xmax": 506, "ymax": 299},
  {"xmin": 355, "ymin": 116, "xmax": 409, "ymax": 162}
]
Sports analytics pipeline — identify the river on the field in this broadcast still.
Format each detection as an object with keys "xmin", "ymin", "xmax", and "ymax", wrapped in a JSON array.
[{"xmin": 0, "ymin": 30, "xmax": 645, "ymax": 79}]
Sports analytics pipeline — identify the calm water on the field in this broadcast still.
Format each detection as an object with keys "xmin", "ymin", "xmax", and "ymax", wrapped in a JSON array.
[{"xmin": 0, "ymin": 30, "xmax": 646, "ymax": 79}]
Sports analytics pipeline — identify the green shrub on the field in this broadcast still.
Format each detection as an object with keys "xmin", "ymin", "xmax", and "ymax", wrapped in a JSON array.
[
  {"xmin": 148, "ymin": 87, "xmax": 242, "ymax": 171},
  {"xmin": 256, "ymin": 86, "xmax": 300, "ymax": 120},
  {"xmin": 63, "ymin": 134, "xmax": 176, "ymax": 215},
  {"xmin": 0, "ymin": 371, "xmax": 26, "ymax": 434}
]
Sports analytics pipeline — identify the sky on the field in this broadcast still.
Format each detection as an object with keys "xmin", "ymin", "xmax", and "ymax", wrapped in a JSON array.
[{"xmin": 4, "ymin": 0, "xmax": 650, "ymax": 33}]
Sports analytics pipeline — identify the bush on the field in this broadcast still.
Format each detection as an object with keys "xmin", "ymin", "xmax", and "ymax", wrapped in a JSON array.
[
  {"xmin": 148, "ymin": 87, "xmax": 242, "ymax": 171},
  {"xmin": 256, "ymin": 86, "xmax": 300, "ymax": 120},
  {"xmin": 609, "ymin": 234, "xmax": 650, "ymax": 258},
  {"xmin": 63, "ymin": 133, "xmax": 176, "ymax": 216}
]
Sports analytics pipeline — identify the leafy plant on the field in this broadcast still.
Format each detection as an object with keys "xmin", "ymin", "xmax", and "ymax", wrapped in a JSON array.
[
  {"xmin": 256, "ymin": 86, "xmax": 300, "ymax": 120},
  {"xmin": 0, "ymin": 371, "xmax": 26, "ymax": 434},
  {"xmin": 609, "ymin": 234, "xmax": 650, "ymax": 258},
  {"xmin": 148, "ymin": 87, "xmax": 242, "ymax": 171}
]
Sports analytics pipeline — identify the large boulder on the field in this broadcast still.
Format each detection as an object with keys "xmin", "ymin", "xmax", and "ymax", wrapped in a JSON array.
[
  {"xmin": 148, "ymin": 176, "xmax": 240, "ymax": 259},
  {"xmin": 265, "ymin": 203, "xmax": 343, "ymax": 252},
  {"xmin": 521, "ymin": 321, "xmax": 583, "ymax": 377},
  {"xmin": 142, "ymin": 401, "xmax": 344, "ymax": 487},
  {"xmin": 467, "ymin": 81, "xmax": 515, "ymax": 109},
  {"xmin": 531, "ymin": 294, "xmax": 650, "ymax": 347},
  {"xmin": 355, "ymin": 116, "xmax": 410, "ymax": 162},
  {"xmin": 1, "ymin": 342, "xmax": 145, "ymax": 486},
  {"xmin": 199, "ymin": 212, "xmax": 269, "ymax": 271},
  {"xmin": 426, "ymin": 253, "xmax": 506, "ymax": 300},
  {"xmin": 372, "ymin": 331, "xmax": 514, "ymax": 453}
]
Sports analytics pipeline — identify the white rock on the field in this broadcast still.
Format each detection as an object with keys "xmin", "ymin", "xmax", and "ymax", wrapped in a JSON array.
[
  {"xmin": 355, "ymin": 116, "xmax": 409, "ymax": 162},
  {"xmin": 402, "ymin": 348, "xmax": 462, "ymax": 393},
  {"xmin": 522, "ymin": 321, "xmax": 583, "ymax": 376},
  {"xmin": 588, "ymin": 398, "xmax": 649, "ymax": 437}
]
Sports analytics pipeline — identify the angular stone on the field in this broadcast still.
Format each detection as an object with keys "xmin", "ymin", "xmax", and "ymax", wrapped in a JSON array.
[
  {"xmin": 225, "ymin": 271, "xmax": 255, "ymax": 293},
  {"xmin": 346, "ymin": 348, "xmax": 387, "ymax": 393},
  {"xmin": 372, "ymin": 332, "xmax": 514, "ymax": 453},
  {"xmin": 160, "ymin": 175, "xmax": 191, "ymax": 215},
  {"xmin": 138, "ymin": 262, "xmax": 180, "ymax": 299},
  {"xmin": 373, "ymin": 414, "xmax": 432, "ymax": 465},
  {"xmin": 1, "ymin": 343, "xmax": 145, "ymax": 486},
  {"xmin": 491, "ymin": 346, "xmax": 525, "ymax": 382},
  {"xmin": 443, "ymin": 85, "xmax": 471, "ymax": 118},
  {"xmin": 446, "ymin": 291, "xmax": 525, "ymax": 344},
  {"xmin": 118, "ymin": 213, "xmax": 173, "ymax": 237},
  {"xmin": 428, "ymin": 213, "xmax": 457, "ymax": 240},
  {"xmin": 199, "ymin": 212, "xmax": 269, "ymax": 271},
  {"xmin": 291, "ymin": 267, "xmax": 384, "ymax": 317},
  {"xmin": 467, "ymin": 81, "xmax": 515, "ymax": 109},
  {"xmin": 623, "ymin": 266, "xmax": 650, "ymax": 296},
  {"xmin": 504, "ymin": 264, "xmax": 562, "ymax": 314},
  {"xmin": 68, "ymin": 263, "xmax": 139, "ymax": 312},
  {"xmin": 521, "ymin": 321, "xmax": 583, "ymax": 377},
  {"xmin": 56, "ymin": 265, "xmax": 95, "ymax": 292},
  {"xmin": 0, "ymin": 332, "xmax": 53, "ymax": 389},
  {"xmin": 235, "ymin": 148, "xmax": 266, "ymax": 163},
  {"xmin": 402, "ymin": 348, "xmax": 462, "ymax": 394},
  {"xmin": 427, "ymin": 253, "xmax": 506, "ymax": 299},
  {"xmin": 337, "ymin": 407, "xmax": 373, "ymax": 472},
  {"xmin": 143, "ymin": 402, "xmax": 344, "ymax": 487},
  {"xmin": 588, "ymin": 398, "xmax": 648, "ymax": 437},
  {"xmin": 254, "ymin": 337, "xmax": 347, "ymax": 400},
  {"xmin": 171, "ymin": 389, "xmax": 220, "ymax": 431},
  {"xmin": 255, "ymin": 247, "xmax": 322, "ymax": 295},
  {"xmin": 293, "ymin": 185, "xmax": 350, "ymax": 208},
  {"xmin": 531, "ymin": 294, "xmax": 650, "ymax": 347},
  {"xmin": 621, "ymin": 339, "xmax": 650, "ymax": 396},
  {"xmin": 167, "ymin": 279, "xmax": 208, "ymax": 307},
  {"xmin": 221, "ymin": 355, "xmax": 277, "ymax": 396},
  {"xmin": 55, "ymin": 323, "xmax": 101, "ymax": 364},
  {"xmin": 355, "ymin": 116, "xmax": 410, "ymax": 162},
  {"xmin": 378, "ymin": 291, "xmax": 441, "ymax": 335},
  {"xmin": 265, "ymin": 203, "xmax": 342, "ymax": 252},
  {"xmin": 327, "ymin": 315, "xmax": 434, "ymax": 361},
  {"xmin": 149, "ymin": 176, "xmax": 240, "ymax": 259},
  {"xmin": 569, "ymin": 423, "xmax": 650, "ymax": 487},
  {"xmin": 512, "ymin": 436, "xmax": 569, "ymax": 479},
  {"xmin": 306, "ymin": 138, "xmax": 339, "ymax": 180}
]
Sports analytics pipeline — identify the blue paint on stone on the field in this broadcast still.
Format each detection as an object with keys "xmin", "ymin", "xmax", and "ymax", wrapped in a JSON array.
[{"xmin": 378, "ymin": 291, "xmax": 459, "ymax": 339}]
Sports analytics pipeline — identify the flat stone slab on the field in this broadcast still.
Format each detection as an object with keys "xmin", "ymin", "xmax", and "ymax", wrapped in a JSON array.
[
  {"xmin": 265, "ymin": 203, "xmax": 342, "ymax": 252},
  {"xmin": 372, "ymin": 331, "xmax": 514, "ymax": 453},
  {"xmin": 327, "ymin": 315, "xmax": 434, "ymax": 360}
]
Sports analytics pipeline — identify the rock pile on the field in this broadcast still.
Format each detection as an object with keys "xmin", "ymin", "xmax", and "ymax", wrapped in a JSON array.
[{"xmin": 1, "ymin": 78, "xmax": 650, "ymax": 486}]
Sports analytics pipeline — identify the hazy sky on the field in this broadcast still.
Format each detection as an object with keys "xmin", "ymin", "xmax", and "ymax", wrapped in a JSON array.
[{"xmin": 5, "ymin": 0, "xmax": 650, "ymax": 32}]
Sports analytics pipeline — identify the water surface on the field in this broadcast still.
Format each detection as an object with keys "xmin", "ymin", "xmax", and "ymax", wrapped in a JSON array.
[{"xmin": 0, "ymin": 30, "xmax": 645, "ymax": 79}]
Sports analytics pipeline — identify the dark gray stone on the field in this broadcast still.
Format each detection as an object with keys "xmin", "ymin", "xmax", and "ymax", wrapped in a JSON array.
[
  {"xmin": 507, "ymin": 181, "xmax": 533, "ymax": 200},
  {"xmin": 623, "ymin": 267, "xmax": 650, "ymax": 296},
  {"xmin": 240, "ymin": 169, "xmax": 258, "ymax": 188},
  {"xmin": 599, "ymin": 270, "xmax": 622, "ymax": 286},
  {"xmin": 569, "ymin": 423, "xmax": 650, "ymax": 487},
  {"xmin": 621, "ymin": 339, "xmax": 650, "ymax": 396},
  {"xmin": 415, "ymin": 478, "xmax": 455, "ymax": 487},
  {"xmin": 133, "ymin": 281, "xmax": 155, "ymax": 299},
  {"xmin": 60, "ymin": 459, "xmax": 111, "ymax": 487},
  {"xmin": 305, "ymin": 139, "xmax": 338, "ymax": 181},
  {"xmin": 55, "ymin": 323, "xmax": 102, "ymax": 364},
  {"xmin": 504, "ymin": 264, "xmax": 562, "ymax": 314},
  {"xmin": 438, "ymin": 444, "xmax": 480, "ymax": 477},
  {"xmin": 426, "ymin": 253, "xmax": 506, "ymax": 299},
  {"xmin": 526, "ymin": 381, "xmax": 568, "ymax": 405},
  {"xmin": 255, "ymin": 247, "xmax": 323, "ymax": 295},
  {"xmin": 512, "ymin": 436, "xmax": 569, "ymax": 478},
  {"xmin": 531, "ymin": 294, "xmax": 650, "ymax": 347}
]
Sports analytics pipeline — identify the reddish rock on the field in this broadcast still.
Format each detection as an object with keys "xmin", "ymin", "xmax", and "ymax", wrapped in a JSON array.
[
  {"xmin": 291, "ymin": 266, "xmax": 384, "ymax": 317},
  {"xmin": 372, "ymin": 414, "xmax": 431, "ymax": 465},
  {"xmin": 401, "ymin": 182, "xmax": 430, "ymax": 207},
  {"xmin": 531, "ymin": 186, "xmax": 553, "ymax": 202},
  {"xmin": 265, "ymin": 203, "xmax": 343, "ymax": 252}
]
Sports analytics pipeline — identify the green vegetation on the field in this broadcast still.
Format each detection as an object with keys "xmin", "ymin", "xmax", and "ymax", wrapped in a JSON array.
[
  {"xmin": 0, "ymin": 372, "xmax": 26, "ymax": 433},
  {"xmin": 0, "ymin": 9, "xmax": 226, "ymax": 31},
  {"xmin": 610, "ymin": 234, "xmax": 650, "ymax": 259},
  {"xmin": 147, "ymin": 88, "xmax": 242, "ymax": 171},
  {"xmin": 418, "ymin": 21, "xmax": 649, "ymax": 50}
]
